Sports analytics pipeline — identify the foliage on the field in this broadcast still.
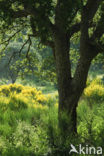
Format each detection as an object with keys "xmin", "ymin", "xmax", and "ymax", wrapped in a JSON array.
[
  {"xmin": 77, "ymin": 101, "xmax": 104, "ymax": 148},
  {"xmin": 12, "ymin": 121, "xmax": 49, "ymax": 156},
  {"xmin": 84, "ymin": 78, "xmax": 104, "ymax": 105}
]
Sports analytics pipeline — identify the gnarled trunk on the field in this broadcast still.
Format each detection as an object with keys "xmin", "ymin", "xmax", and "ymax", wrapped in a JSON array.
[
  {"xmin": 54, "ymin": 30, "xmax": 96, "ymax": 135},
  {"xmin": 53, "ymin": 1, "xmax": 100, "ymax": 135}
]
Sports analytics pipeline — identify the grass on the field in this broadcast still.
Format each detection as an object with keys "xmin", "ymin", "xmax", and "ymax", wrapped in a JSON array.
[{"xmin": 0, "ymin": 77, "xmax": 104, "ymax": 155}]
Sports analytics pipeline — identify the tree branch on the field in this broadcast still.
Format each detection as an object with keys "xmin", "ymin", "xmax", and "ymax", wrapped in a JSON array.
[
  {"xmin": 70, "ymin": 23, "xmax": 81, "ymax": 37},
  {"xmin": 0, "ymin": 29, "xmax": 22, "ymax": 53},
  {"xmin": 30, "ymin": 17, "xmax": 55, "ymax": 49},
  {"xmin": 18, "ymin": 36, "xmax": 31, "ymax": 56},
  {"xmin": 90, "ymin": 8, "xmax": 104, "ymax": 41},
  {"xmin": 11, "ymin": 10, "xmax": 29, "ymax": 18},
  {"xmin": 0, "ymin": 29, "xmax": 21, "ymax": 45},
  {"xmin": 84, "ymin": 0, "xmax": 102, "ymax": 21},
  {"xmin": 26, "ymin": 36, "xmax": 32, "ymax": 60},
  {"xmin": 69, "ymin": 22, "xmax": 96, "ymax": 37}
]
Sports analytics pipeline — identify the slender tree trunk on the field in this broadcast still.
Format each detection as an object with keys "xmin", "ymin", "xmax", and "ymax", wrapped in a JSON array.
[{"xmin": 12, "ymin": 78, "xmax": 16, "ymax": 84}]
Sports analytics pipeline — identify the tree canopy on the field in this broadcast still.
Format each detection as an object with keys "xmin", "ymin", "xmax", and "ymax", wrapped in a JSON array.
[{"xmin": 0, "ymin": 0, "xmax": 104, "ymax": 55}]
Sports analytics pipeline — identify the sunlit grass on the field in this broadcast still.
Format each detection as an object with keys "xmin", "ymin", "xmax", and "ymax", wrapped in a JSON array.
[{"xmin": 0, "ymin": 79, "xmax": 104, "ymax": 155}]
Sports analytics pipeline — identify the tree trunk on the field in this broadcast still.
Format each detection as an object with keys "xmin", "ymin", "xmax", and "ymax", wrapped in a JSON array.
[
  {"xmin": 54, "ymin": 30, "xmax": 95, "ymax": 135},
  {"xmin": 54, "ymin": 32, "xmax": 77, "ymax": 135},
  {"xmin": 52, "ymin": 0, "xmax": 100, "ymax": 137},
  {"xmin": 12, "ymin": 78, "xmax": 16, "ymax": 84}
]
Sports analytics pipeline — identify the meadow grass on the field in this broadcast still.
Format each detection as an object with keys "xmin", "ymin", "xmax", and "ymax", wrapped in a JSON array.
[{"xmin": 0, "ymin": 79, "xmax": 104, "ymax": 155}]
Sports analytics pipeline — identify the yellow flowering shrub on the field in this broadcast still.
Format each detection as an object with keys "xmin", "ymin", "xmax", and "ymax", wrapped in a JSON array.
[
  {"xmin": 90, "ymin": 78, "xmax": 102, "ymax": 85},
  {"xmin": 36, "ymin": 94, "xmax": 47, "ymax": 104},
  {"xmin": 0, "ymin": 85, "xmax": 10, "ymax": 96},
  {"xmin": 0, "ymin": 84, "xmax": 51, "ymax": 111},
  {"xmin": 0, "ymin": 84, "xmax": 24, "ymax": 96},
  {"xmin": 9, "ymin": 84, "xmax": 23, "ymax": 93},
  {"xmin": 9, "ymin": 94, "xmax": 28, "ymax": 110},
  {"xmin": 84, "ymin": 78, "xmax": 104, "ymax": 103},
  {"xmin": 21, "ymin": 87, "xmax": 47, "ymax": 104}
]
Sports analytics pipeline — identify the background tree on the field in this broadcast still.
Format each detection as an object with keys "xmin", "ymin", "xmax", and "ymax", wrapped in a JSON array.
[
  {"xmin": 0, "ymin": 41, "xmax": 40, "ymax": 83},
  {"xmin": 0, "ymin": 0, "xmax": 104, "ymax": 135},
  {"xmin": 0, "ymin": 39, "xmax": 55, "ymax": 84}
]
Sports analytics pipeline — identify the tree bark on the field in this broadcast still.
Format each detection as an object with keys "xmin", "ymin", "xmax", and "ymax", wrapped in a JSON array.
[
  {"xmin": 54, "ymin": 29, "xmax": 98, "ymax": 136},
  {"xmin": 54, "ymin": 31, "xmax": 80, "ymax": 135}
]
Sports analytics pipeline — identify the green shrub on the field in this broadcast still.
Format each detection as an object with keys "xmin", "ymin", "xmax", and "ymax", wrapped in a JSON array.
[
  {"xmin": 12, "ymin": 121, "xmax": 49, "ymax": 156},
  {"xmin": 77, "ymin": 100, "xmax": 104, "ymax": 148}
]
